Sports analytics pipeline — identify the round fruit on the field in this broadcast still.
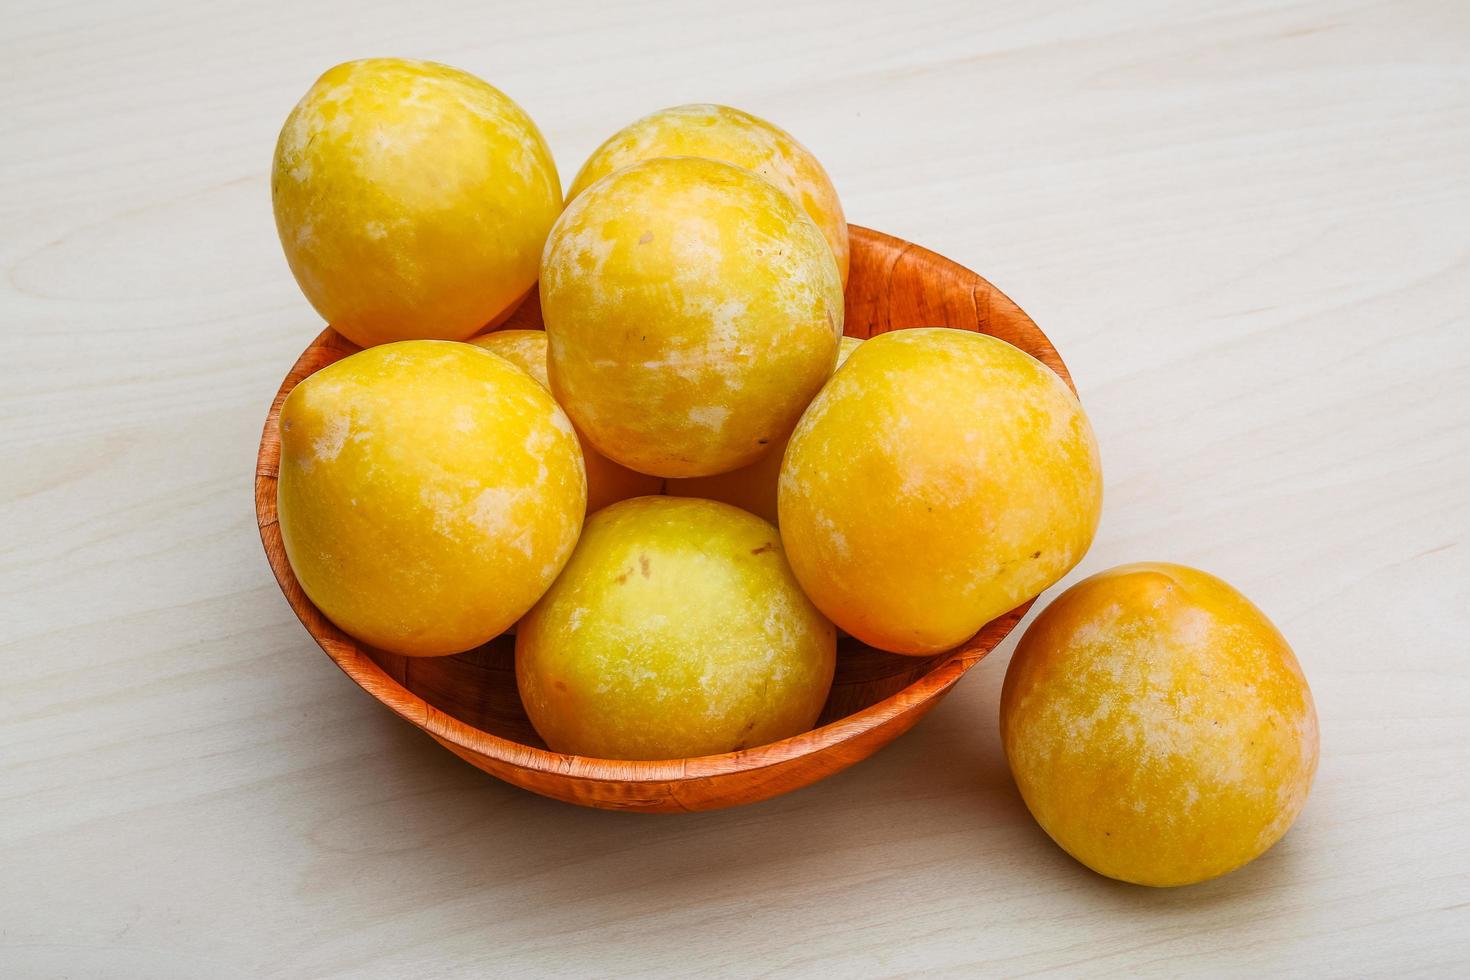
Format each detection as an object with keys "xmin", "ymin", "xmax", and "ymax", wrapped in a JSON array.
[
  {"xmin": 516, "ymin": 496, "xmax": 835, "ymax": 760},
  {"xmin": 272, "ymin": 58, "xmax": 561, "ymax": 347},
  {"xmin": 470, "ymin": 330, "xmax": 662, "ymax": 513},
  {"xmin": 542, "ymin": 156, "xmax": 843, "ymax": 478},
  {"xmin": 667, "ymin": 336, "xmax": 863, "ymax": 523},
  {"xmin": 567, "ymin": 103, "xmax": 849, "ymax": 284},
  {"xmin": 778, "ymin": 328, "xmax": 1102, "ymax": 655},
  {"xmin": 276, "ymin": 341, "xmax": 585, "ymax": 656},
  {"xmin": 1000, "ymin": 563, "xmax": 1319, "ymax": 887}
]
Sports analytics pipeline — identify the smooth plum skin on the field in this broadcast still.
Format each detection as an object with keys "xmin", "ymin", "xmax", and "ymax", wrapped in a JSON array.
[
  {"xmin": 516, "ymin": 497, "xmax": 836, "ymax": 760},
  {"xmin": 778, "ymin": 328, "xmax": 1103, "ymax": 655},
  {"xmin": 541, "ymin": 157, "xmax": 844, "ymax": 479},
  {"xmin": 273, "ymin": 59, "xmax": 562, "ymax": 346},
  {"xmin": 1000, "ymin": 563, "xmax": 1320, "ymax": 887},
  {"xmin": 277, "ymin": 341, "xmax": 586, "ymax": 656}
]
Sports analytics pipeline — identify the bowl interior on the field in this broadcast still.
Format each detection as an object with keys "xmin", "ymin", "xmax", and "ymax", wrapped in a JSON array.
[{"xmin": 257, "ymin": 225, "xmax": 1072, "ymax": 772}]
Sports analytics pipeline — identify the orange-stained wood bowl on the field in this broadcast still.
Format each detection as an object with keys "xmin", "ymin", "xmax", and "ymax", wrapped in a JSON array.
[{"xmin": 255, "ymin": 225, "xmax": 1077, "ymax": 812}]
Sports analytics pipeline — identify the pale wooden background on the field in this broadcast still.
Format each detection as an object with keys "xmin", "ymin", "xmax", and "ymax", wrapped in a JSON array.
[{"xmin": 3, "ymin": 0, "xmax": 1467, "ymax": 976}]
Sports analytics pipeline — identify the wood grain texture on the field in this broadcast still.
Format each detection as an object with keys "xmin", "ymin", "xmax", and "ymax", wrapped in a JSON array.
[
  {"xmin": 254, "ymin": 227, "xmax": 1059, "ymax": 813},
  {"xmin": 2, "ymin": 0, "xmax": 1468, "ymax": 976}
]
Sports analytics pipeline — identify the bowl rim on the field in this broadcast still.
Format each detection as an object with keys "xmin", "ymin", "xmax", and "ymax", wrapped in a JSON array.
[{"xmin": 255, "ymin": 224, "xmax": 1070, "ymax": 786}]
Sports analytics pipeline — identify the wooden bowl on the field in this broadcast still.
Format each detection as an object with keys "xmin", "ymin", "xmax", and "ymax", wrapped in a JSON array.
[{"xmin": 255, "ymin": 225, "xmax": 1076, "ymax": 812}]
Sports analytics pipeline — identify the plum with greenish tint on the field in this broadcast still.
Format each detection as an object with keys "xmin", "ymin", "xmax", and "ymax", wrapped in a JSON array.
[{"xmin": 516, "ymin": 496, "xmax": 835, "ymax": 760}]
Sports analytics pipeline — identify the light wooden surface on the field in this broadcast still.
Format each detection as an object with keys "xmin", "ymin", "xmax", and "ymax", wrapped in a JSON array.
[{"xmin": 3, "ymin": 0, "xmax": 1467, "ymax": 975}]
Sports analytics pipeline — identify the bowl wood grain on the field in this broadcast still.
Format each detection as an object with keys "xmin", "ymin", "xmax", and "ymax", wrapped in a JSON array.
[{"xmin": 255, "ymin": 225, "xmax": 1076, "ymax": 812}]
